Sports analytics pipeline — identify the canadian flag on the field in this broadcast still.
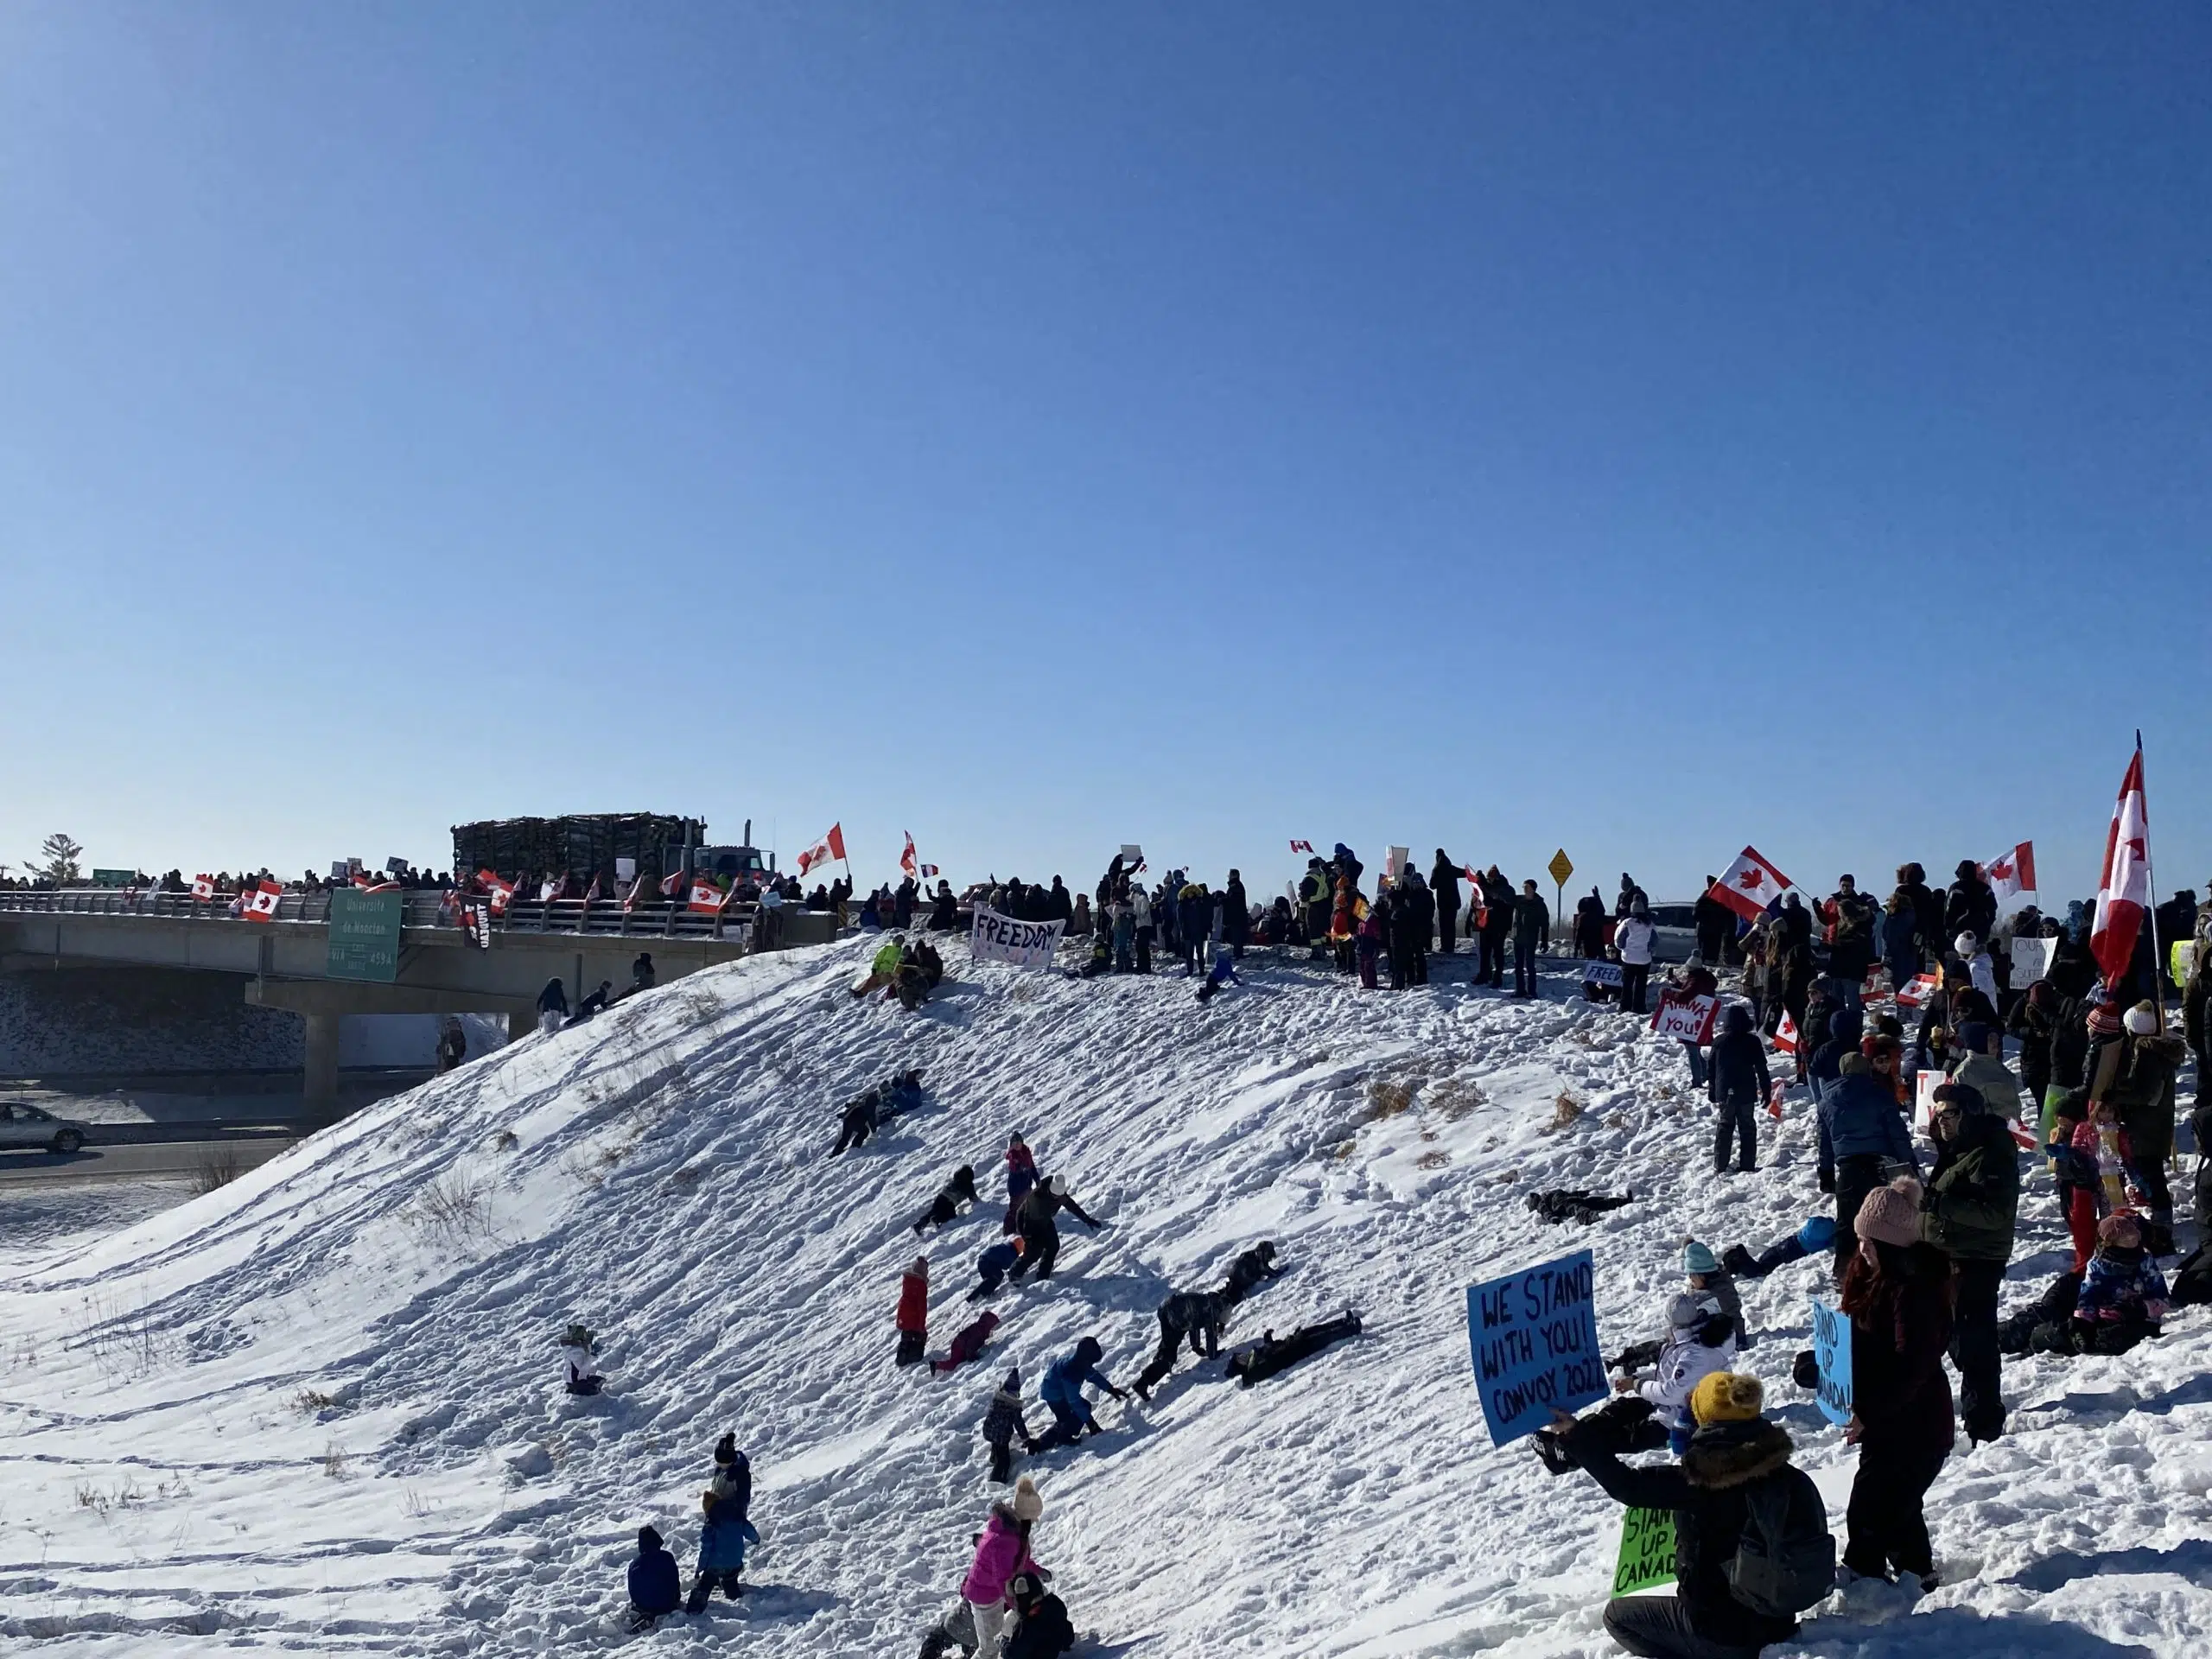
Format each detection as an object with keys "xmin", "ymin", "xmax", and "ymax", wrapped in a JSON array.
[
  {"xmin": 582, "ymin": 873, "xmax": 601, "ymax": 906},
  {"xmin": 1709, "ymin": 847, "xmax": 1793, "ymax": 925},
  {"xmin": 795, "ymin": 823, "xmax": 847, "ymax": 878},
  {"xmin": 478, "ymin": 869, "xmax": 516, "ymax": 916},
  {"xmin": 1289, "ymin": 839, "xmax": 1315, "ymax": 855},
  {"xmin": 1981, "ymin": 841, "xmax": 2037, "ymax": 904},
  {"xmin": 243, "ymin": 880, "xmax": 283, "ymax": 923},
  {"xmin": 353, "ymin": 874, "xmax": 399, "ymax": 893},
  {"xmin": 1773, "ymin": 1009, "xmax": 1799, "ymax": 1056},
  {"xmin": 538, "ymin": 876, "xmax": 563, "ymax": 903},
  {"xmin": 659, "ymin": 869, "xmax": 683, "ymax": 899},
  {"xmin": 191, "ymin": 874, "xmax": 215, "ymax": 901},
  {"xmin": 1767, "ymin": 1079, "xmax": 1787, "ymax": 1121},
  {"xmin": 900, "ymin": 833, "xmax": 920, "ymax": 882},
  {"xmin": 688, "ymin": 880, "xmax": 726, "ymax": 915},
  {"xmin": 1895, "ymin": 971, "xmax": 1940, "ymax": 1010},
  {"xmin": 2091, "ymin": 749, "xmax": 2152, "ymax": 989},
  {"xmin": 624, "ymin": 874, "xmax": 649, "ymax": 912}
]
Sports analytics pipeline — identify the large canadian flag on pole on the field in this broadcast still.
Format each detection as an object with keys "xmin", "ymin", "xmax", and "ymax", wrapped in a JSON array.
[
  {"xmin": 796, "ymin": 823, "xmax": 847, "ymax": 878},
  {"xmin": 899, "ymin": 833, "xmax": 920, "ymax": 882},
  {"xmin": 2091, "ymin": 749, "xmax": 2151, "ymax": 988},
  {"xmin": 1708, "ymin": 847, "xmax": 1793, "ymax": 925},
  {"xmin": 1981, "ymin": 841, "xmax": 2037, "ymax": 904}
]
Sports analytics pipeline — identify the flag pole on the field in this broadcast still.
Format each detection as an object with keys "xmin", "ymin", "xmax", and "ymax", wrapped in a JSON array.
[{"xmin": 2137, "ymin": 730, "xmax": 2168, "ymax": 1034}]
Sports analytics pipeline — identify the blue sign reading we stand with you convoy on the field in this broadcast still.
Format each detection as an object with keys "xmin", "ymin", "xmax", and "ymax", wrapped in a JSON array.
[{"xmin": 1466, "ymin": 1249, "xmax": 1607, "ymax": 1446}]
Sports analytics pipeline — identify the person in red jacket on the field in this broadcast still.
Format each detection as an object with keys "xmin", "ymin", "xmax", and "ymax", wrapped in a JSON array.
[{"xmin": 897, "ymin": 1256, "xmax": 930, "ymax": 1367}]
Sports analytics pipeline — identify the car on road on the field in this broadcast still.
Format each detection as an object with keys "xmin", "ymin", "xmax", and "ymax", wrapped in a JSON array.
[
  {"xmin": 1645, "ymin": 903, "xmax": 1701, "ymax": 963},
  {"xmin": 0, "ymin": 1102, "xmax": 88, "ymax": 1154}
]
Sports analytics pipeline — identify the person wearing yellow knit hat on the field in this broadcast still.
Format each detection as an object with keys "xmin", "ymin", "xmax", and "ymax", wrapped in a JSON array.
[{"xmin": 1546, "ymin": 1370, "xmax": 1832, "ymax": 1658}]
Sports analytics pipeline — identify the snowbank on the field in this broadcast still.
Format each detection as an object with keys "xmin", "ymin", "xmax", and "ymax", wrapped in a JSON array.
[{"xmin": 0, "ymin": 939, "xmax": 2206, "ymax": 1656}]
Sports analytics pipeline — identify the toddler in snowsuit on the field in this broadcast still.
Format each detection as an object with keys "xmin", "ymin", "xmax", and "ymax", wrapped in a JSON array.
[
  {"xmin": 969, "ymin": 1237, "xmax": 1025, "ymax": 1300},
  {"xmin": 2056, "ymin": 1212, "xmax": 2171, "ymax": 1355},
  {"xmin": 1134, "ymin": 1289, "xmax": 1225, "ymax": 1398},
  {"xmin": 1612, "ymin": 1292, "xmax": 1737, "ymax": 1455},
  {"xmin": 932, "ymin": 1310, "xmax": 1001, "ymax": 1376},
  {"xmin": 1680, "ymin": 1241, "xmax": 1747, "ymax": 1348},
  {"xmin": 684, "ymin": 1434, "xmax": 758, "ymax": 1612},
  {"xmin": 897, "ymin": 1257, "xmax": 931, "ymax": 1367},
  {"xmin": 1002, "ymin": 1134, "xmax": 1038, "ymax": 1235},
  {"xmin": 1195, "ymin": 948, "xmax": 1239, "ymax": 1004},
  {"xmin": 915, "ymin": 1166, "xmax": 979, "ymax": 1236},
  {"xmin": 1034, "ymin": 1337, "xmax": 1125, "ymax": 1448},
  {"xmin": 557, "ymin": 1323, "xmax": 603, "ymax": 1395},
  {"xmin": 1218, "ymin": 1242, "xmax": 1282, "ymax": 1304},
  {"xmin": 626, "ymin": 1524, "xmax": 681, "ymax": 1632},
  {"xmin": 981, "ymin": 1367, "xmax": 1037, "ymax": 1484}
]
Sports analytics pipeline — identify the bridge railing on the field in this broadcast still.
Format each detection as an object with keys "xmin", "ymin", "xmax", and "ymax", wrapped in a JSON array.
[{"xmin": 0, "ymin": 887, "xmax": 765, "ymax": 940}]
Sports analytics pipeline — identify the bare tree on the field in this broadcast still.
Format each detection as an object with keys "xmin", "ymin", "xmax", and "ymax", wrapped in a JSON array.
[{"xmin": 35, "ymin": 832, "xmax": 85, "ymax": 886}]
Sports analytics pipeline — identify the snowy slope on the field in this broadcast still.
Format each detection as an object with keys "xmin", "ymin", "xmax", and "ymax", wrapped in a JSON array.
[{"xmin": 1, "ymin": 938, "xmax": 2208, "ymax": 1657}]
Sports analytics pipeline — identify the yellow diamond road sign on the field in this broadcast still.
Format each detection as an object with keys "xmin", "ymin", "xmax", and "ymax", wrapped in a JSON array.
[{"xmin": 1548, "ymin": 849, "xmax": 1574, "ymax": 887}]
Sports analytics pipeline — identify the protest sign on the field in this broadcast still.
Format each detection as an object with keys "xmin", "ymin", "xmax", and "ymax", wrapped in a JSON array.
[
  {"xmin": 1650, "ymin": 990, "xmax": 1719, "ymax": 1044},
  {"xmin": 1811, "ymin": 1298, "xmax": 1853, "ymax": 1427},
  {"xmin": 1915, "ymin": 1068, "xmax": 1942, "ymax": 1132},
  {"xmin": 1386, "ymin": 846, "xmax": 1409, "ymax": 886},
  {"xmin": 1583, "ymin": 961, "xmax": 1625, "ymax": 988},
  {"xmin": 1466, "ymin": 1249, "xmax": 1605, "ymax": 1446},
  {"xmin": 970, "ymin": 906, "xmax": 1065, "ymax": 971},
  {"xmin": 1612, "ymin": 1507, "xmax": 1677, "ymax": 1596},
  {"xmin": 2010, "ymin": 936, "xmax": 2054, "ymax": 986}
]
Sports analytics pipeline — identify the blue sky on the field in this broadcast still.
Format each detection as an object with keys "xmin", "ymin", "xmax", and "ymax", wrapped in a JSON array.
[{"xmin": 3, "ymin": 3, "xmax": 2207, "ymax": 906}]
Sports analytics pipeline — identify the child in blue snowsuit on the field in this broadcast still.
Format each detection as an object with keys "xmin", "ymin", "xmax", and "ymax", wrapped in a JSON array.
[
  {"xmin": 1034, "ymin": 1337, "xmax": 1125, "ymax": 1449},
  {"xmin": 1721, "ymin": 1215, "xmax": 1839, "ymax": 1281},
  {"xmin": 970, "ymin": 1237, "xmax": 1024, "ymax": 1300},
  {"xmin": 1196, "ymin": 948, "xmax": 1240, "ymax": 1004},
  {"xmin": 684, "ymin": 1434, "xmax": 759, "ymax": 1612}
]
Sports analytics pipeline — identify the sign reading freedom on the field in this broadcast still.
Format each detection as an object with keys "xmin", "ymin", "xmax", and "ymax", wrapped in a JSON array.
[
  {"xmin": 1466, "ymin": 1249, "xmax": 1606, "ymax": 1446},
  {"xmin": 327, "ymin": 888, "xmax": 403, "ymax": 983},
  {"xmin": 969, "ymin": 906, "xmax": 1065, "ymax": 971}
]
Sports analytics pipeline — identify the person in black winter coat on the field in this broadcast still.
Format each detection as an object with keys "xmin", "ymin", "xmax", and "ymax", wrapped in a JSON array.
[
  {"xmin": 1134, "ymin": 1289, "xmax": 1226, "ymax": 1398},
  {"xmin": 626, "ymin": 1525, "xmax": 683, "ymax": 1631},
  {"xmin": 1545, "ymin": 1375, "xmax": 1808, "ymax": 1659},
  {"xmin": 1478, "ymin": 869, "xmax": 1515, "ymax": 987},
  {"xmin": 1223, "ymin": 871, "xmax": 1249, "ymax": 957},
  {"xmin": 1895, "ymin": 864, "xmax": 1943, "ymax": 970},
  {"xmin": 1511, "ymin": 881, "xmax": 1550, "ymax": 998},
  {"xmin": 830, "ymin": 1089, "xmax": 881, "ymax": 1157},
  {"xmin": 1219, "ymin": 1242, "xmax": 1282, "ymax": 1303},
  {"xmin": 1576, "ymin": 888, "xmax": 1609, "ymax": 960},
  {"xmin": 913, "ymin": 1166, "xmax": 979, "ymax": 1236},
  {"xmin": 1708, "ymin": 1003, "xmax": 1772, "ymax": 1175},
  {"xmin": 1007, "ymin": 1176, "xmax": 1102, "ymax": 1281},
  {"xmin": 1431, "ymin": 852, "xmax": 1463, "ymax": 956},
  {"xmin": 1944, "ymin": 861, "xmax": 1997, "ymax": 951},
  {"xmin": 1693, "ymin": 883, "xmax": 1733, "ymax": 965},
  {"xmin": 1004, "ymin": 1571, "xmax": 1077, "ymax": 1659},
  {"xmin": 981, "ymin": 1368, "xmax": 1038, "ymax": 1484},
  {"xmin": 1395, "ymin": 874, "xmax": 1433, "ymax": 985}
]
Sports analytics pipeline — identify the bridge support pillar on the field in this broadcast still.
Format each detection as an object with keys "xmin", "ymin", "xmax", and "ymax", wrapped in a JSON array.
[{"xmin": 303, "ymin": 1013, "xmax": 341, "ymax": 1103}]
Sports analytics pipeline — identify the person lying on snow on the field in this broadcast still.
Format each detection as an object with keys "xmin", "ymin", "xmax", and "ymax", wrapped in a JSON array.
[
  {"xmin": 1225, "ymin": 1309, "xmax": 1361, "ymax": 1385},
  {"xmin": 1613, "ymin": 1292, "xmax": 1737, "ymax": 1456},
  {"xmin": 625, "ymin": 1524, "xmax": 682, "ymax": 1632},
  {"xmin": 1722, "ymin": 1216, "xmax": 1839, "ymax": 1281},
  {"xmin": 1542, "ymin": 1372, "xmax": 1834, "ymax": 1659},
  {"xmin": 932, "ymin": 1310, "xmax": 1001, "ymax": 1376},
  {"xmin": 830, "ymin": 1089, "xmax": 882, "ymax": 1157},
  {"xmin": 982, "ymin": 1367, "xmax": 1039, "ymax": 1484},
  {"xmin": 1134, "ymin": 1289, "xmax": 1226, "ymax": 1399},
  {"xmin": 897, "ymin": 1257, "xmax": 931, "ymax": 1367},
  {"xmin": 1034, "ymin": 1337, "xmax": 1125, "ymax": 1448},
  {"xmin": 1218, "ymin": 1241, "xmax": 1282, "ymax": 1304},
  {"xmin": 684, "ymin": 1433, "xmax": 758, "ymax": 1612},
  {"xmin": 915, "ymin": 1165, "xmax": 979, "ymax": 1236},
  {"xmin": 1195, "ymin": 946, "xmax": 1240, "ymax": 1004}
]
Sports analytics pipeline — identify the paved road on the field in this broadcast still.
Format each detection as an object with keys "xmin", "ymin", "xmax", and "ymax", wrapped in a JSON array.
[{"xmin": 0, "ymin": 1136, "xmax": 297, "ymax": 1187}]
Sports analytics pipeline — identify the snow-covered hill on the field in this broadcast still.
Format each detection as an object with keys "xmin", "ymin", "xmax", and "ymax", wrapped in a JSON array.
[{"xmin": 2, "ymin": 939, "xmax": 2207, "ymax": 1657}]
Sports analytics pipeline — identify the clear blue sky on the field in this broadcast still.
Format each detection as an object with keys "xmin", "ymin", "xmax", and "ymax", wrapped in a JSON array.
[{"xmin": 4, "ymin": 3, "xmax": 2208, "ymax": 907}]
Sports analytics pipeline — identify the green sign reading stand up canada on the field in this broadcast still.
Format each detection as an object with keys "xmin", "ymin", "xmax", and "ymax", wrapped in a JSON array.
[{"xmin": 327, "ymin": 889, "xmax": 403, "ymax": 982}]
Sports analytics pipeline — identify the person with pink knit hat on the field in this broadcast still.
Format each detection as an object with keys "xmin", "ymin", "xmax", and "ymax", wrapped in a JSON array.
[{"xmin": 1838, "ymin": 1177, "xmax": 1954, "ymax": 1591}]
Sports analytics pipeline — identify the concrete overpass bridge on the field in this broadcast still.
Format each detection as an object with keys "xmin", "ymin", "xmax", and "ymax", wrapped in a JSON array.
[{"xmin": 0, "ymin": 889, "xmax": 836, "ymax": 1099}]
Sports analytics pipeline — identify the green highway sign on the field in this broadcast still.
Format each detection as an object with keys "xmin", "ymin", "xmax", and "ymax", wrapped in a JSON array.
[{"xmin": 327, "ymin": 888, "xmax": 403, "ymax": 982}]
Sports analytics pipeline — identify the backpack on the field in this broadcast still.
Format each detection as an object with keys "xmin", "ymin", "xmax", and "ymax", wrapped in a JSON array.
[{"xmin": 1725, "ymin": 1466, "xmax": 1834, "ymax": 1618}]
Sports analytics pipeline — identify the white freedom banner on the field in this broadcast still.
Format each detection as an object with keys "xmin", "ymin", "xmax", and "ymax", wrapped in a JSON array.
[{"xmin": 971, "ymin": 905, "xmax": 1065, "ymax": 971}]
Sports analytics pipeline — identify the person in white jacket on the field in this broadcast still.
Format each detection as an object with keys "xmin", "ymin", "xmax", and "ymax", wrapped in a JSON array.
[
  {"xmin": 1953, "ymin": 932, "xmax": 1999, "ymax": 1006},
  {"xmin": 1615, "ymin": 901, "xmax": 1658, "ymax": 1016},
  {"xmin": 1614, "ymin": 1292, "xmax": 1736, "ymax": 1454},
  {"xmin": 1130, "ymin": 885, "xmax": 1154, "ymax": 975}
]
